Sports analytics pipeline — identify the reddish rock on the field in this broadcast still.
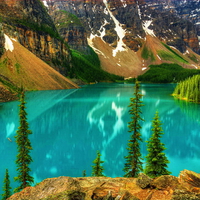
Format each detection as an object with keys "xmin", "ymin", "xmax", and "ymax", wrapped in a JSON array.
[
  {"xmin": 7, "ymin": 172, "xmax": 200, "ymax": 200},
  {"xmin": 178, "ymin": 170, "xmax": 200, "ymax": 192}
]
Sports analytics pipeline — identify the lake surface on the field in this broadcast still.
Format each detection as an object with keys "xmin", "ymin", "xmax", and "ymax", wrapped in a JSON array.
[{"xmin": 1, "ymin": 83, "xmax": 200, "ymax": 190}]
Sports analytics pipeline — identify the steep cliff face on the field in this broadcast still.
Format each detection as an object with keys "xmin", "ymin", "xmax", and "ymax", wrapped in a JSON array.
[
  {"xmin": 44, "ymin": 0, "xmax": 200, "ymax": 78},
  {"xmin": 173, "ymin": 0, "xmax": 200, "ymax": 51},
  {"xmin": 0, "ymin": 33, "xmax": 78, "ymax": 101},
  {"xmin": 144, "ymin": 0, "xmax": 200, "ymax": 53},
  {"xmin": 0, "ymin": 0, "xmax": 71, "ymax": 75},
  {"xmin": 0, "ymin": 23, "xmax": 5, "ymax": 57},
  {"xmin": 50, "ymin": 9, "xmax": 90, "ymax": 54}
]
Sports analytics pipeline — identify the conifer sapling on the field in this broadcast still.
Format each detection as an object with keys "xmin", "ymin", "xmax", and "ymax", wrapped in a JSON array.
[
  {"xmin": 145, "ymin": 111, "xmax": 171, "ymax": 178},
  {"xmin": 2, "ymin": 169, "xmax": 12, "ymax": 200},
  {"xmin": 91, "ymin": 150, "xmax": 104, "ymax": 177}
]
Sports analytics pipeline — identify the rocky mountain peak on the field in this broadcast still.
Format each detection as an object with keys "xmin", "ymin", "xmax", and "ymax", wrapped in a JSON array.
[{"xmin": 44, "ymin": 0, "xmax": 200, "ymax": 78}]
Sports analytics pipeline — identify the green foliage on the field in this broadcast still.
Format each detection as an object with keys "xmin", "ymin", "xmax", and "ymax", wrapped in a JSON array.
[
  {"xmin": 0, "ymin": 58, "xmax": 8, "ymax": 67},
  {"xmin": 160, "ymin": 42, "xmax": 188, "ymax": 63},
  {"xmin": 0, "ymin": 58, "xmax": 9, "ymax": 69},
  {"xmin": 55, "ymin": 10, "xmax": 83, "ymax": 28},
  {"xmin": 125, "ymin": 78, "xmax": 137, "ymax": 83},
  {"xmin": 15, "ymin": 63, "xmax": 21, "ymax": 74},
  {"xmin": 138, "ymin": 63, "xmax": 200, "ymax": 83},
  {"xmin": 187, "ymin": 54, "xmax": 199, "ymax": 63},
  {"xmin": 71, "ymin": 48, "xmax": 123, "ymax": 82},
  {"xmin": 82, "ymin": 170, "xmax": 86, "ymax": 177},
  {"xmin": 2, "ymin": 169, "xmax": 12, "ymax": 200},
  {"xmin": 14, "ymin": 18, "xmax": 62, "ymax": 41},
  {"xmin": 145, "ymin": 111, "xmax": 171, "ymax": 178},
  {"xmin": 37, "ymin": 0, "xmax": 48, "ymax": 13},
  {"xmin": 173, "ymin": 74, "xmax": 200, "ymax": 103},
  {"xmin": 14, "ymin": 92, "xmax": 34, "ymax": 192},
  {"xmin": 141, "ymin": 45, "xmax": 155, "ymax": 61},
  {"xmin": 124, "ymin": 80, "xmax": 144, "ymax": 177},
  {"xmin": 91, "ymin": 151, "xmax": 104, "ymax": 177},
  {"xmin": 0, "ymin": 76, "xmax": 20, "ymax": 93}
]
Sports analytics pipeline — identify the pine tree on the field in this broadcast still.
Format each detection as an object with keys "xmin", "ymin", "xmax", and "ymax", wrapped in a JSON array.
[
  {"xmin": 14, "ymin": 91, "xmax": 34, "ymax": 192},
  {"xmin": 82, "ymin": 170, "xmax": 86, "ymax": 177},
  {"xmin": 124, "ymin": 80, "xmax": 144, "ymax": 177},
  {"xmin": 2, "ymin": 169, "xmax": 12, "ymax": 200},
  {"xmin": 91, "ymin": 151, "xmax": 104, "ymax": 177},
  {"xmin": 145, "ymin": 111, "xmax": 171, "ymax": 178},
  {"xmin": 173, "ymin": 74, "xmax": 200, "ymax": 103}
]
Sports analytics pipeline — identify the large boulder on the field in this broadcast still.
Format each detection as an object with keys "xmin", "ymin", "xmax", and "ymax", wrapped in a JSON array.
[
  {"xmin": 136, "ymin": 173, "xmax": 152, "ymax": 189},
  {"xmin": 178, "ymin": 170, "xmax": 200, "ymax": 192},
  {"xmin": 151, "ymin": 175, "xmax": 180, "ymax": 190}
]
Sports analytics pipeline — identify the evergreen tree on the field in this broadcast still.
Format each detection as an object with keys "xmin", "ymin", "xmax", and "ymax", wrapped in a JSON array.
[
  {"xmin": 173, "ymin": 74, "xmax": 200, "ymax": 103},
  {"xmin": 145, "ymin": 111, "xmax": 171, "ymax": 178},
  {"xmin": 14, "ymin": 91, "xmax": 34, "ymax": 192},
  {"xmin": 82, "ymin": 170, "xmax": 86, "ymax": 177},
  {"xmin": 2, "ymin": 169, "xmax": 12, "ymax": 200},
  {"xmin": 91, "ymin": 151, "xmax": 104, "ymax": 177},
  {"xmin": 124, "ymin": 80, "xmax": 144, "ymax": 177}
]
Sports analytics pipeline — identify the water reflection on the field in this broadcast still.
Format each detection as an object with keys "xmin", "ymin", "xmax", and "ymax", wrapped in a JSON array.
[{"xmin": 0, "ymin": 83, "xmax": 200, "ymax": 190}]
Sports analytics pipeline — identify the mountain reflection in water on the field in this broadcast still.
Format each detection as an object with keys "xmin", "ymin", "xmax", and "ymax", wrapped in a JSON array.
[{"xmin": 0, "ymin": 83, "xmax": 200, "ymax": 189}]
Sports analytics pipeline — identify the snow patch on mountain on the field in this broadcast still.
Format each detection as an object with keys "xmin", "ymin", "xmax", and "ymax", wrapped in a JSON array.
[
  {"xmin": 43, "ymin": 0, "xmax": 48, "ymax": 8},
  {"xmin": 104, "ymin": 7, "xmax": 109, "ymax": 15},
  {"xmin": 137, "ymin": 1, "xmax": 142, "ymax": 19},
  {"xmin": 88, "ymin": 34, "xmax": 107, "ymax": 58},
  {"xmin": 198, "ymin": 36, "xmax": 200, "ymax": 45},
  {"xmin": 142, "ymin": 20, "xmax": 156, "ymax": 37},
  {"xmin": 103, "ymin": 0, "xmax": 128, "ymax": 57},
  {"xmin": 157, "ymin": 55, "xmax": 162, "ymax": 60},
  {"xmin": 4, "ymin": 34, "xmax": 14, "ymax": 52},
  {"xmin": 191, "ymin": 64, "xmax": 198, "ymax": 69},
  {"xmin": 99, "ymin": 19, "xmax": 109, "ymax": 40},
  {"xmin": 121, "ymin": 0, "xmax": 127, "ymax": 8}
]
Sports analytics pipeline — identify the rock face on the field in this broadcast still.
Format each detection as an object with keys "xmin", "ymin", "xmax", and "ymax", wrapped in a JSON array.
[
  {"xmin": 0, "ymin": 32, "xmax": 78, "ymax": 99},
  {"xmin": 144, "ymin": 0, "xmax": 200, "ymax": 54},
  {"xmin": 0, "ymin": 23, "xmax": 5, "ymax": 57},
  {"xmin": 50, "ymin": 9, "xmax": 90, "ymax": 54},
  {"xmin": 0, "ymin": 0, "xmax": 80, "ymax": 101},
  {"xmin": 1, "ymin": 0, "xmax": 200, "ymax": 80},
  {"xmin": 52, "ymin": 0, "xmax": 198, "ymax": 54},
  {"xmin": 7, "ymin": 170, "xmax": 200, "ymax": 200},
  {"xmin": 0, "ymin": 83, "xmax": 18, "ymax": 102},
  {"xmin": 43, "ymin": 0, "xmax": 200, "ymax": 78},
  {"xmin": 0, "ymin": 0, "xmax": 71, "ymax": 75}
]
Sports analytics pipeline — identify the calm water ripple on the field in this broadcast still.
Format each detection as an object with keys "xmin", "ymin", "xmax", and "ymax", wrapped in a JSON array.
[{"xmin": 0, "ymin": 83, "xmax": 200, "ymax": 190}]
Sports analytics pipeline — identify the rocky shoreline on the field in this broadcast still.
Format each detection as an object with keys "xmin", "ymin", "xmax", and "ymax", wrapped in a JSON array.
[
  {"xmin": 0, "ymin": 85, "xmax": 18, "ymax": 103},
  {"xmin": 8, "ymin": 170, "xmax": 200, "ymax": 200}
]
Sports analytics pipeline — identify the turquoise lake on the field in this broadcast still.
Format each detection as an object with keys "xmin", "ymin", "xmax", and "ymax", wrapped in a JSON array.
[{"xmin": 1, "ymin": 83, "xmax": 200, "ymax": 190}]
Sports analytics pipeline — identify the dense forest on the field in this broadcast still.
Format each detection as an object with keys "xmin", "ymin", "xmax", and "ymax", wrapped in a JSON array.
[
  {"xmin": 173, "ymin": 74, "xmax": 200, "ymax": 103},
  {"xmin": 137, "ymin": 63, "xmax": 200, "ymax": 83},
  {"xmin": 70, "ymin": 48, "xmax": 123, "ymax": 83}
]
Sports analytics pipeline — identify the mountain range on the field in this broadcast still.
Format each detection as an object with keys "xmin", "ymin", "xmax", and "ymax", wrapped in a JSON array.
[
  {"xmin": 1, "ymin": 0, "xmax": 200, "ymax": 101},
  {"xmin": 44, "ymin": 0, "xmax": 200, "ymax": 76}
]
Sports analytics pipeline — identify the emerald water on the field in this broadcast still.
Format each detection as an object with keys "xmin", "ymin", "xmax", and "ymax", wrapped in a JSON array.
[{"xmin": 1, "ymin": 83, "xmax": 200, "ymax": 190}]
